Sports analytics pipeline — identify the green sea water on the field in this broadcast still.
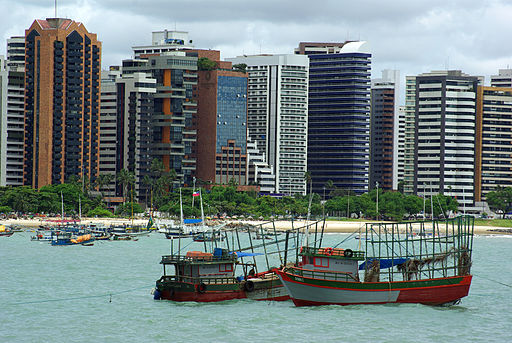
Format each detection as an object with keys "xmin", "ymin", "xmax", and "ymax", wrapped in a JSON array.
[{"xmin": 1, "ymin": 230, "xmax": 511, "ymax": 343}]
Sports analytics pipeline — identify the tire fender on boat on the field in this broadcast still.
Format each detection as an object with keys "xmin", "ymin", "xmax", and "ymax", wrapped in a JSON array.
[
  {"xmin": 244, "ymin": 280, "xmax": 255, "ymax": 292},
  {"xmin": 344, "ymin": 249, "xmax": 354, "ymax": 258},
  {"xmin": 198, "ymin": 283, "xmax": 207, "ymax": 293}
]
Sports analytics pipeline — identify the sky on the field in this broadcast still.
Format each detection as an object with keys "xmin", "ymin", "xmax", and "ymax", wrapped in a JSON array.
[{"xmin": 2, "ymin": 0, "xmax": 512, "ymax": 102}]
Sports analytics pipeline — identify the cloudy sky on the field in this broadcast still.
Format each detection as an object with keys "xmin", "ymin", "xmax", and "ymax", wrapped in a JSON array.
[{"xmin": 1, "ymin": 0, "xmax": 512, "ymax": 98}]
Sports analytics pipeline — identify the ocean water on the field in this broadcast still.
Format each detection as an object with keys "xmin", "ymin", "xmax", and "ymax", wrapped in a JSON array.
[{"xmin": 1, "ymin": 230, "xmax": 511, "ymax": 343}]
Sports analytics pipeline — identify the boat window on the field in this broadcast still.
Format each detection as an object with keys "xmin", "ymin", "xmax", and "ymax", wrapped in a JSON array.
[
  {"xmin": 313, "ymin": 257, "xmax": 329, "ymax": 268},
  {"xmin": 219, "ymin": 263, "xmax": 233, "ymax": 272},
  {"xmin": 164, "ymin": 264, "xmax": 177, "ymax": 276}
]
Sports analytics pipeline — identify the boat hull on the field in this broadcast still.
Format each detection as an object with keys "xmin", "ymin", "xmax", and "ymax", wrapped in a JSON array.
[
  {"xmin": 244, "ymin": 283, "xmax": 289, "ymax": 301},
  {"xmin": 275, "ymin": 269, "xmax": 472, "ymax": 306},
  {"xmin": 243, "ymin": 274, "xmax": 290, "ymax": 301},
  {"xmin": 157, "ymin": 280, "xmax": 245, "ymax": 302},
  {"xmin": 156, "ymin": 277, "xmax": 289, "ymax": 302}
]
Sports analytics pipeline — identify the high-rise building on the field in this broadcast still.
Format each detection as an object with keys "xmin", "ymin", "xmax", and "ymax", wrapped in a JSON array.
[
  {"xmin": 0, "ymin": 37, "xmax": 26, "ymax": 186},
  {"xmin": 413, "ymin": 71, "xmax": 480, "ymax": 210},
  {"xmin": 490, "ymin": 69, "xmax": 512, "ymax": 88},
  {"xmin": 123, "ymin": 41, "xmax": 198, "ymax": 188},
  {"xmin": 193, "ymin": 50, "xmax": 248, "ymax": 186},
  {"xmin": 295, "ymin": 41, "xmax": 371, "ymax": 196},
  {"xmin": 98, "ymin": 67, "xmax": 120, "ymax": 198},
  {"xmin": 403, "ymin": 76, "xmax": 417, "ymax": 195},
  {"xmin": 226, "ymin": 54, "xmax": 309, "ymax": 195},
  {"xmin": 397, "ymin": 106, "xmax": 406, "ymax": 191},
  {"xmin": 0, "ymin": 55, "xmax": 7, "ymax": 186},
  {"xmin": 132, "ymin": 30, "xmax": 194, "ymax": 59},
  {"xmin": 370, "ymin": 70, "xmax": 400, "ymax": 191},
  {"xmin": 23, "ymin": 18, "xmax": 101, "ymax": 188},
  {"xmin": 475, "ymin": 86, "xmax": 512, "ymax": 202}
]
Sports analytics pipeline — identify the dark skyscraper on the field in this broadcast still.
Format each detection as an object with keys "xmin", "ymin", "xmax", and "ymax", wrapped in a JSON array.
[{"xmin": 296, "ymin": 41, "xmax": 371, "ymax": 195}]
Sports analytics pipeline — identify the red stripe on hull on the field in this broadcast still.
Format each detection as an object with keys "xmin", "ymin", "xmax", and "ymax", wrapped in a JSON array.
[
  {"xmin": 395, "ymin": 275, "xmax": 472, "ymax": 305},
  {"xmin": 277, "ymin": 268, "xmax": 472, "ymax": 306},
  {"xmin": 160, "ymin": 289, "xmax": 246, "ymax": 302},
  {"xmin": 254, "ymin": 295, "xmax": 290, "ymax": 301}
]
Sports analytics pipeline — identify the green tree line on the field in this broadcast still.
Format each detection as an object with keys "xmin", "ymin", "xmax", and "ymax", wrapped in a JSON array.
[{"xmin": 2, "ymin": 159, "xmax": 471, "ymax": 221}]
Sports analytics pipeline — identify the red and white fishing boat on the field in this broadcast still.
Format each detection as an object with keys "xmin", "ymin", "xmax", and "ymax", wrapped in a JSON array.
[{"xmin": 275, "ymin": 216, "xmax": 474, "ymax": 306}]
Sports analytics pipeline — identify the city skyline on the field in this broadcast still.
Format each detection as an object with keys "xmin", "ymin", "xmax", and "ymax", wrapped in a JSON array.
[{"xmin": 1, "ymin": 0, "xmax": 512, "ymax": 89}]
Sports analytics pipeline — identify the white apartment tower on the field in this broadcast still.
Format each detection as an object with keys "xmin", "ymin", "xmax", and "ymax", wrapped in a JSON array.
[
  {"xmin": 0, "ymin": 37, "xmax": 26, "ymax": 186},
  {"xmin": 490, "ymin": 69, "xmax": 512, "ymax": 88},
  {"xmin": 0, "ymin": 56, "xmax": 7, "ymax": 185},
  {"xmin": 132, "ymin": 30, "xmax": 194, "ymax": 59},
  {"xmin": 403, "ymin": 76, "xmax": 417, "ymax": 195},
  {"xmin": 397, "ymin": 106, "xmax": 406, "ymax": 190},
  {"xmin": 227, "ymin": 54, "xmax": 309, "ymax": 195},
  {"xmin": 413, "ymin": 70, "xmax": 480, "ymax": 210}
]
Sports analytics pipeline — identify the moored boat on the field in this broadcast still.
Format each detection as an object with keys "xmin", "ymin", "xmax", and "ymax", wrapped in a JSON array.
[
  {"xmin": 243, "ymin": 270, "xmax": 289, "ymax": 301},
  {"xmin": 154, "ymin": 247, "xmax": 289, "ymax": 302},
  {"xmin": 275, "ymin": 216, "xmax": 474, "ymax": 307},
  {"xmin": 51, "ymin": 232, "xmax": 95, "ymax": 246},
  {"xmin": 155, "ymin": 249, "xmax": 245, "ymax": 302},
  {"xmin": 0, "ymin": 225, "xmax": 14, "ymax": 237}
]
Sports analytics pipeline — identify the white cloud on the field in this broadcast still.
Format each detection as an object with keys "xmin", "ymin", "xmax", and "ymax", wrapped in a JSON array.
[{"xmin": 1, "ymin": 0, "xmax": 511, "ymax": 93}]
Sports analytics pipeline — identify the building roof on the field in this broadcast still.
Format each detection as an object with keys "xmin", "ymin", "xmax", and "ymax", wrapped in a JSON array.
[{"xmin": 35, "ymin": 18, "xmax": 74, "ymax": 30}]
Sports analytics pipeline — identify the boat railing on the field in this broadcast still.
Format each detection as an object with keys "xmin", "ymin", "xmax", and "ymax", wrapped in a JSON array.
[
  {"xmin": 300, "ymin": 246, "xmax": 365, "ymax": 260},
  {"xmin": 159, "ymin": 275, "xmax": 239, "ymax": 285},
  {"xmin": 286, "ymin": 266, "xmax": 359, "ymax": 282},
  {"xmin": 161, "ymin": 254, "xmax": 237, "ymax": 264}
]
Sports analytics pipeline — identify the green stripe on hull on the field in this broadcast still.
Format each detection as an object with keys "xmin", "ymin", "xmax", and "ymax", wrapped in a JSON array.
[{"xmin": 287, "ymin": 272, "xmax": 465, "ymax": 290}]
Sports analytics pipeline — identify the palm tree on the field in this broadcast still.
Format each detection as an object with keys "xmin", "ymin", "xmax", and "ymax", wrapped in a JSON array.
[
  {"xmin": 304, "ymin": 171, "xmax": 312, "ymax": 196},
  {"xmin": 116, "ymin": 169, "xmax": 135, "ymax": 203},
  {"xmin": 304, "ymin": 171, "xmax": 313, "ymax": 221},
  {"xmin": 95, "ymin": 174, "xmax": 114, "ymax": 198},
  {"xmin": 142, "ymin": 175, "xmax": 154, "ymax": 208}
]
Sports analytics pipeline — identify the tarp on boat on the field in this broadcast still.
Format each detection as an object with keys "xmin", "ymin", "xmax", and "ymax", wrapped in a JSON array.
[
  {"xmin": 230, "ymin": 251, "xmax": 264, "ymax": 258},
  {"xmin": 184, "ymin": 218, "xmax": 202, "ymax": 224},
  {"xmin": 358, "ymin": 258, "xmax": 408, "ymax": 270}
]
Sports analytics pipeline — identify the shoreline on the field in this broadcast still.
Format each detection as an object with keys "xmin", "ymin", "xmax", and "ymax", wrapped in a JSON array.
[{"xmin": 1, "ymin": 217, "xmax": 510, "ymax": 235}]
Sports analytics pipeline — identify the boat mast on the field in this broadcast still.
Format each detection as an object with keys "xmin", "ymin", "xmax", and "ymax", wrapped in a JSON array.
[
  {"xmin": 179, "ymin": 188, "xmax": 183, "ymax": 254},
  {"xmin": 61, "ymin": 191, "xmax": 64, "ymax": 223},
  {"xmin": 305, "ymin": 176, "xmax": 313, "ymax": 247},
  {"xmin": 200, "ymin": 188, "xmax": 205, "ymax": 226},
  {"xmin": 78, "ymin": 195, "xmax": 81, "ymax": 223},
  {"xmin": 131, "ymin": 184, "xmax": 134, "ymax": 227}
]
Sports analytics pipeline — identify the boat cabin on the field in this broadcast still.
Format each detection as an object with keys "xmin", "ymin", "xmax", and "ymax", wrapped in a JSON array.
[
  {"xmin": 160, "ymin": 248, "xmax": 238, "ymax": 284},
  {"xmin": 299, "ymin": 247, "xmax": 365, "ymax": 282}
]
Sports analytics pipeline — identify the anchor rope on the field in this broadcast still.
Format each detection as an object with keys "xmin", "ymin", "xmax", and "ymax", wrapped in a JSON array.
[
  {"xmin": 474, "ymin": 274, "xmax": 512, "ymax": 288},
  {"xmin": 6, "ymin": 285, "xmax": 154, "ymax": 306}
]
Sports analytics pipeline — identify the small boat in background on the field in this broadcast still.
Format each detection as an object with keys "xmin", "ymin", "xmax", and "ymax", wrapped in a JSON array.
[
  {"xmin": 31, "ymin": 229, "xmax": 53, "ymax": 241},
  {"xmin": 193, "ymin": 231, "xmax": 223, "ymax": 242},
  {"xmin": 0, "ymin": 225, "xmax": 14, "ymax": 237},
  {"xmin": 51, "ymin": 232, "xmax": 95, "ymax": 246}
]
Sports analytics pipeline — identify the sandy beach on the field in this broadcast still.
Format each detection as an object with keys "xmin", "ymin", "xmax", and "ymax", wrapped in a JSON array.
[{"xmin": 1, "ymin": 217, "xmax": 510, "ymax": 235}]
